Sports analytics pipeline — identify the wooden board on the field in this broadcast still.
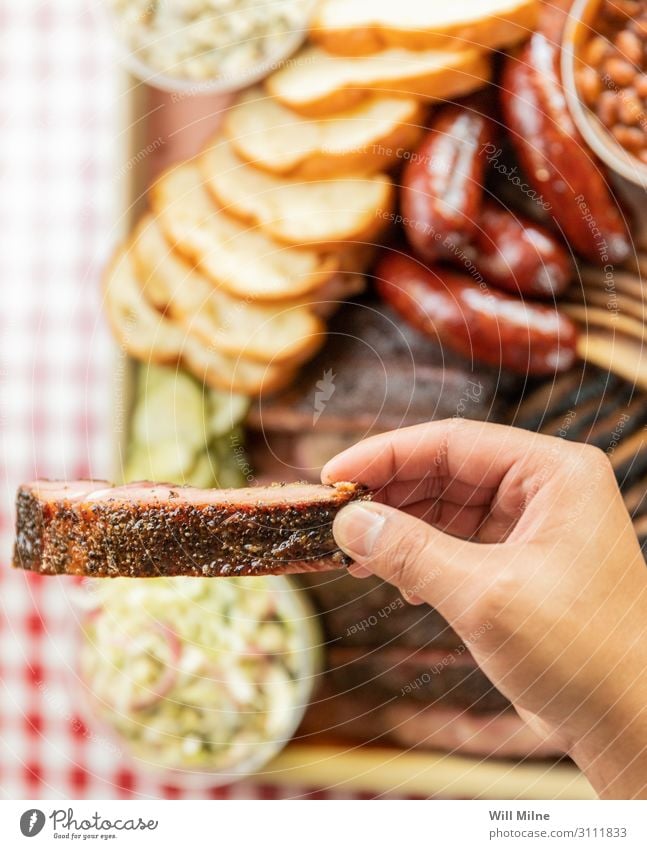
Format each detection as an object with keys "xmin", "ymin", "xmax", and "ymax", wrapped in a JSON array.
[{"xmin": 264, "ymin": 745, "xmax": 594, "ymax": 799}]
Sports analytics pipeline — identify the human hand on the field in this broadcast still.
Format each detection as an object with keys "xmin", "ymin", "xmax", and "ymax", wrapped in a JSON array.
[{"xmin": 322, "ymin": 419, "xmax": 647, "ymax": 799}]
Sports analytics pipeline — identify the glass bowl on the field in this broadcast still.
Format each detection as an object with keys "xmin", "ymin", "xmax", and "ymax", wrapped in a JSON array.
[
  {"xmin": 97, "ymin": 0, "xmax": 316, "ymax": 95},
  {"xmin": 70, "ymin": 575, "xmax": 323, "ymax": 789},
  {"xmin": 561, "ymin": 0, "xmax": 647, "ymax": 189}
]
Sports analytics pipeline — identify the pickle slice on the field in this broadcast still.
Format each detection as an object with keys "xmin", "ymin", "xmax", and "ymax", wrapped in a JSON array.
[
  {"xmin": 132, "ymin": 367, "xmax": 208, "ymax": 454},
  {"xmin": 208, "ymin": 391, "xmax": 250, "ymax": 438},
  {"xmin": 212, "ymin": 432, "xmax": 247, "ymax": 488},
  {"xmin": 125, "ymin": 439, "xmax": 196, "ymax": 484},
  {"xmin": 184, "ymin": 451, "xmax": 218, "ymax": 488},
  {"xmin": 127, "ymin": 364, "xmax": 249, "ymax": 489}
]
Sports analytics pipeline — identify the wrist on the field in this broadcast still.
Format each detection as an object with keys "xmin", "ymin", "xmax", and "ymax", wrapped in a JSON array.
[{"xmin": 569, "ymin": 693, "xmax": 647, "ymax": 799}]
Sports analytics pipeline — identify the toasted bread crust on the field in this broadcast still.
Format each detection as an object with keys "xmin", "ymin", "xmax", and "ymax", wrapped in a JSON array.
[
  {"xmin": 150, "ymin": 164, "xmax": 342, "ymax": 301},
  {"xmin": 266, "ymin": 48, "xmax": 492, "ymax": 117},
  {"xmin": 130, "ymin": 216, "xmax": 325, "ymax": 367},
  {"xmin": 310, "ymin": 2, "xmax": 539, "ymax": 56},
  {"xmin": 104, "ymin": 246, "xmax": 295, "ymax": 396},
  {"xmin": 225, "ymin": 94, "xmax": 426, "ymax": 179},
  {"xmin": 199, "ymin": 142, "xmax": 394, "ymax": 247}
]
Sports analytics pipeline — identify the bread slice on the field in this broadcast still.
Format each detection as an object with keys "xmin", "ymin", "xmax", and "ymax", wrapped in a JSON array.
[
  {"xmin": 225, "ymin": 89, "xmax": 424, "ymax": 178},
  {"xmin": 150, "ymin": 163, "xmax": 341, "ymax": 301},
  {"xmin": 104, "ymin": 247, "xmax": 294, "ymax": 395},
  {"xmin": 310, "ymin": 0, "xmax": 539, "ymax": 55},
  {"xmin": 131, "ymin": 214, "xmax": 324, "ymax": 366},
  {"xmin": 104, "ymin": 247, "xmax": 185, "ymax": 365},
  {"xmin": 181, "ymin": 337, "xmax": 296, "ymax": 398},
  {"xmin": 200, "ymin": 139, "xmax": 393, "ymax": 246},
  {"xmin": 266, "ymin": 45, "xmax": 491, "ymax": 116}
]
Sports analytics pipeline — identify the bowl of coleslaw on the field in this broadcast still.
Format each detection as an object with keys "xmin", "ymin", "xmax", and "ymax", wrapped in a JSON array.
[
  {"xmin": 73, "ymin": 575, "xmax": 322, "ymax": 787},
  {"xmin": 99, "ymin": 0, "xmax": 316, "ymax": 95}
]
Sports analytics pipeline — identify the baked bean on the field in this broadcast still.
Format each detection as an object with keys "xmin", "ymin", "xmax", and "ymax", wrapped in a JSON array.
[
  {"xmin": 576, "ymin": 0, "xmax": 647, "ymax": 162},
  {"xmin": 597, "ymin": 90, "xmax": 619, "ymax": 126},
  {"xmin": 606, "ymin": 0, "xmax": 642, "ymax": 19},
  {"xmin": 635, "ymin": 74, "xmax": 647, "ymax": 99},
  {"xmin": 612, "ymin": 124, "xmax": 645, "ymax": 150},
  {"xmin": 585, "ymin": 35, "xmax": 612, "ymax": 67},
  {"xmin": 577, "ymin": 66, "xmax": 603, "ymax": 104},
  {"xmin": 614, "ymin": 30, "xmax": 643, "ymax": 66},
  {"xmin": 605, "ymin": 57, "xmax": 636, "ymax": 87},
  {"xmin": 617, "ymin": 89, "xmax": 644, "ymax": 125},
  {"xmin": 631, "ymin": 16, "xmax": 647, "ymax": 37}
]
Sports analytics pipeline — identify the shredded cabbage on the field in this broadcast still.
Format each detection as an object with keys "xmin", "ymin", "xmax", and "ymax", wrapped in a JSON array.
[{"xmin": 79, "ymin": 576, "xmax": 319, "ymax": 774}]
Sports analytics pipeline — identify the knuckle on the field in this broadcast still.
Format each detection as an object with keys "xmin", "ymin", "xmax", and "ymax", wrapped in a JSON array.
[
  {"xmin": 473, "ymin": 571, "xmax": 521, "ymax": 627},
  {"xmin": 568, "ymin": 442, "xmax": 613, "ymax": 480},
  {"xmin": 442, "ymin": 415, "xmax": 470, "ymax": 441},
  {"xmin": 584, "ymin": 443, "xmax": 613, "ymax": 471}
]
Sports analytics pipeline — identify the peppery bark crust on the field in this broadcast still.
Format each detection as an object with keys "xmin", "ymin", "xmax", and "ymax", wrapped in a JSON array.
[{"xmin": 13, "ymin": 480, "xmax": 371, "ymax": 578}]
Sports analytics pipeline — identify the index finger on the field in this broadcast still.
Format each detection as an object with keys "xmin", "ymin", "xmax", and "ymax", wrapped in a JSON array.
[{"xmin": 321, "ymin": 419, "xmax": 554, "ymax": 492}]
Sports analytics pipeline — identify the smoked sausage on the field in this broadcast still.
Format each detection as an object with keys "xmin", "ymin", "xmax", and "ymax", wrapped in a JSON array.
[
  {"xmin": 500, "ymin": 3, "xmax": 631, "ymax": 265},
  {"xmin": 376, "ymin": 251, "xmax": 578, "ymax": 376},
  {"xmin": 400, "ymin": 102, "xmax": 496, "ymax": 262},
  {"xmin": 469, "ymin": 202, "xmax": 573, "ymax": 298}
]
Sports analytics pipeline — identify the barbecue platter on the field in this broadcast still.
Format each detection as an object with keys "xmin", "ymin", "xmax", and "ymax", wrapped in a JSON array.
[{"xmin": 13, "ymin": 0, "xmax": 647, "ymax": 797}]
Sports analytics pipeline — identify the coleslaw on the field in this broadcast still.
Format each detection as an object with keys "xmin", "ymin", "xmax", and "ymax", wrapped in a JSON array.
[{"xmin": 77, "ymin": 576, "xmax": 320, "ymax": 778}]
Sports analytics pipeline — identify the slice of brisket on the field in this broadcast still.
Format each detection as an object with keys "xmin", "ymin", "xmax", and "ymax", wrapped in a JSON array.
[
  {"xmin": 299, "ymin": 689, "xmax": 564, "ymax": 759},
  {"xmin": 248, "ymin": 299, "xmax": 514, "ymax": 436},
  {"xmin": 326, "ymin": 646, "xmax": 510, "ymax": 714},
  {"xmin": 299, "ymin": 570, "xmax": 464, "ymax": 650},
  {"xmin": 13, "ymin": 479, "xmax": 368, "ymax": 578}
]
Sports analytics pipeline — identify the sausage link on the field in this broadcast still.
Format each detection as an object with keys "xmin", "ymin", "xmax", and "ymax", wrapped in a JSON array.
[
  {"xmin": 469, "ymin": 201, "xmax": 574, "ymax": 298},
  {"xmin": 400, "ymin": 101, "xmax": 496, "ymax": 262},
  {"xmin": 500, "ymin": 12, "xmax": 631, "ymax": 265},
  {"xmin": 375, "ymin": 251, "xmax": 578, "ymax": 376}
]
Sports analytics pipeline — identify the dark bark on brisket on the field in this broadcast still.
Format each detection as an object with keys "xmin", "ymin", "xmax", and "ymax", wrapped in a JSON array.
[
  {"xmin": 299, "ymin": 686, "xmax": 563, "ymax": 759},
  {"xmin": 13, "ymin": 479, "xmax": 369, "ymax": 577},
  {"xmin": 298, "ymin": 571, "xmax": 464, "ymax": 650},
  {"xmin": 326, "ymin": 646, "xmax": 509, "ymax": 713},
  {"xmin": 248, "ymin": 299, "xmax": 514, "ymax": 435}
]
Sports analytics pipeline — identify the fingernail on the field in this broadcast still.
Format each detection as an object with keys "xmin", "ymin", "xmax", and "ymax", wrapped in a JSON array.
[
  {"xmin": 334, "ymin": 503, "xmax": 385, "ymax": 560},
  {"xmin": 348, "ymin": 563, "xmax": 373, "ymax": 579},
  {"xmin": 404, "ymin": 594, "xmax": 426, "ymax": 606}
]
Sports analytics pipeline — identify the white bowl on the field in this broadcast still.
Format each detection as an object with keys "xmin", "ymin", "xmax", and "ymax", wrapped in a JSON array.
[
  {"xmin": 97, "ymin": 0, "xmax": 315, "ymax": 95},
  {"xmin": 70, "ymin": 575, "xmax": 323, "ymax": 790}
]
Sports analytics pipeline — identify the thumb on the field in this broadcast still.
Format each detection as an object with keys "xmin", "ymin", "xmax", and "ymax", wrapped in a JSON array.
[{"xmin": 333, "ymin": 501, "xmax": 480, "ymax": 609}]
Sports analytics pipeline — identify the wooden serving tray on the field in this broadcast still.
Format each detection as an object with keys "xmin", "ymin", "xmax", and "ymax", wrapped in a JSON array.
[
  {"xmin": 264, "ymin": 745, "xmax": 594, "ymax": 799},
  {"xmin": 113, "ymin": 75, "xmax": 593, "ymax": 800}
]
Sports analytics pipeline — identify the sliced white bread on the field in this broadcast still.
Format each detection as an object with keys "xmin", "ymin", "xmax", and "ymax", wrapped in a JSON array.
[
  {"xmin": 225, "ymin": 89, "xmax": 424, "ymax": 178},
  {"xmin": 104, "ymin": 246, "xmax": 292, "ymax": 396},
  {"xmin": 181, "ymin": 339, "xmax": 296, "ymax": 399},
  {"xmin": 104, "ymin": 247, "xmax": 185, "ymax": 365},
  {"xmin": 266, "ymin": 45, "xmax": 491, "ymax": 116},
  {"xmin": 133, "ymin": 215, "xmax": 368, "ymax": 322},
  {"xmin": 131, "ymin": 214, "xmax": 324, "ymax": 366},
  {"xmin": 150, "ymin": 163, "xmax": 341, "ymax": 301},
  {"xmin": 200, "ymin": 139, "xmax": 393, "ymax": 246},
  {"xmin": 310, "ymin": 0, "xmax": 539, "ymax": 55}
]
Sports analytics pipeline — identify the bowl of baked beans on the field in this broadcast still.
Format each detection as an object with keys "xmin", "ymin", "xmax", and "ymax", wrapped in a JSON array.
[{"xmin": 562, "ymin": 0, "xmax": 647, "ymax": 187}]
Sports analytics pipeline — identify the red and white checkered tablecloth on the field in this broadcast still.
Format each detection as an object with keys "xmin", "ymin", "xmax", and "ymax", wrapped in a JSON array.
[{"xmin": 0, "ymin": 0, "xmax": 357, "ymax": 801}]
